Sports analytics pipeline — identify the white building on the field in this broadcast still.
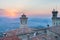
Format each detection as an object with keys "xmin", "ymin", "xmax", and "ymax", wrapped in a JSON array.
[
  {"xmin": 52, "ymin": 9, "xmax": 60, "ymax": 26},
  {"xmin": 20, "ymin": 13, "xmax": 28, "ymax": 28}
]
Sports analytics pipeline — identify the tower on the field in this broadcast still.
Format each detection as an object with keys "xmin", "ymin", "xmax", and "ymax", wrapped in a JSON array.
[
  {"xmin": 52, "ymin": 9, "xmax": 58, "ymax": 19},
  {"xmin": 52, "ymin": 9, "xmax": 58, "ymax": 26},
  {"xmin": 20, "ymin": 13, "xmax": 28, "ymax": 28}
]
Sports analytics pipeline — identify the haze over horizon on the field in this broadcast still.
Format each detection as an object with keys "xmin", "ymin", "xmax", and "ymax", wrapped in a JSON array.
[{"xmin": 0, "ymin": 0, "xmax": 60, "ymax": 18}]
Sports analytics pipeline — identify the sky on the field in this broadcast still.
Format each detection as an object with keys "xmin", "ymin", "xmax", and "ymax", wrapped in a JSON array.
[{"xmin": 0, "ymin": 0, "xmax": 60, "ymax": 18}]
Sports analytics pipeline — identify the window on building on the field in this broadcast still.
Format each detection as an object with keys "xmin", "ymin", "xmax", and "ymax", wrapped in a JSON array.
[
  {"xmin": 44, "ymin": 30, "xmax": 47, "ymax": 33},
  {"xmin": 59, "ymin": 23, "xmax": 60, "ymax": 24},
  {"xmin": 54, "ymin": 23, "xmax": 55, "ymax": 25},
  {"xmin": 42, "ymin": 37, "xmax": 47, "ymax": 40},
  {"xmin": 55, "ymin": 36, "xmax": 58, "ymax": 38},
  {"xmin": 55, "ymin": 36, "xmax": 58, "ymax": 40},
  {"xmin": 56, "ymin": 23, "xmax": 58, "ymax": 26}
]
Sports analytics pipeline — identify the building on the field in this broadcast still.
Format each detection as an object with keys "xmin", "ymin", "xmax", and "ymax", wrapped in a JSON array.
[
  {"xmin": 43, "ymin": 9, "xmax": 60, "ymax": 40},
  {"xmin": 20, "ymin": 13, "xmax": 28, "ymax": 28},
  {"xmin": 31, "ymin": 9, "xmax": 60, "ymax": 40},
  {"xmin": 52, "ymin": 9, "xmax": 60, "ymax": 26},
  {"xmin": 47, "ymin": 26, "xmax": 60, "ymax": 40}
]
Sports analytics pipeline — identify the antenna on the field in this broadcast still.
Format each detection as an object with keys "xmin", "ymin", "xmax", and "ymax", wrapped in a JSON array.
[
  {"xmin": 20, "ymin": 9, "xmax": 26, "ymax": 15},
  {"xmin": 55, "ymin": 0, "xmax": 58, "ymax": 11},
  {"xmin": 20, "ymin": 11, "xmax": 24, "ymax": 15},
  {"xmin": 53, "ymin": 9, "xmax": 55, "ymax": 11},
  {"xmin": 52, "ymin": 0, "xmax": 58, "ymax": 11}
]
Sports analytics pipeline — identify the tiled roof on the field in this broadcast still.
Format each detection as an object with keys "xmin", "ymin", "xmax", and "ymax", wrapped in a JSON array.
[
  {"xmin": 31, "ymin": 34, "xmax": 49, "ymax": 40},
  {"xmin": 0, "ymin": 36, "xmax": 20, "ymax": 40},
  {"xmin": 52, "ymin": 17, "xmax": 60, "ymax": 20},
  {"xmin": 57, "ymin": 17, "xmax": 60, "ymax": 19},
  {"xmin": 49, "ymin": 26, "xmax": 60, "ymax": 35},
  {"xmin": 5, "ymin": 27, "xmax": 34, "ymax": 36}
]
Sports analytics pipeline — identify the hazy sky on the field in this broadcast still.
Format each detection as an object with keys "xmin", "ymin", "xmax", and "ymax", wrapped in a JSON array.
[{"xmin": 0, "ymin": 0, "xmax": 60, "ymax": 18}]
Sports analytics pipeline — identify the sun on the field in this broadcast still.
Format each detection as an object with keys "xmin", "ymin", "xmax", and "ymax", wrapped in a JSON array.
[{"xmin": 5, "ymin": 9, "xmax": 19, "ymax": 18}]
